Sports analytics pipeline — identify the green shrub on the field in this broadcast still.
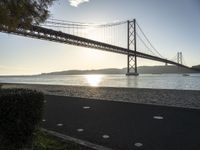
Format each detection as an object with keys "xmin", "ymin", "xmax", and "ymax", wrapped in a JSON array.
[{"xmin": 0, "ymin": 89, "xmax": 44, "ymax": 150}]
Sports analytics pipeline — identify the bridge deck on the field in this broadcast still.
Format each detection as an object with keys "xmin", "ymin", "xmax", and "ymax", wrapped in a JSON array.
[{"xmin": 0, "ymin": 25, "xmax": 191, "ymax": 69}]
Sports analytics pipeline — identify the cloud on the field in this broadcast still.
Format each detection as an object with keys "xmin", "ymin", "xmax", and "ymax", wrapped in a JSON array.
[{"xmin": 68, "ymin": 0, "xmax": 90, "ymax": 7}]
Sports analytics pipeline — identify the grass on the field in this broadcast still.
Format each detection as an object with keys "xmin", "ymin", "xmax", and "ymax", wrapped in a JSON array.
[{"xmin": 25, "ymin": 130, "xmax": 92, "ymax": 150}]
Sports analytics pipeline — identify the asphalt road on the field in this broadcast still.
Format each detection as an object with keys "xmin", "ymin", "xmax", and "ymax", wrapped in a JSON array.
[{"xmin": 42, "ymin": 95, "xmax": 200, "ymax": 150}]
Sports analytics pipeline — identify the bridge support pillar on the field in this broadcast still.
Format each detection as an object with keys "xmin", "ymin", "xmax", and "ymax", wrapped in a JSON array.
[
  {"xmin": 126, "ymin": 19, "xmax": 139, "ymax": 76},
  {"xmin": 177, "ymin": 52, "xmax": 183, "ymax": 65}
]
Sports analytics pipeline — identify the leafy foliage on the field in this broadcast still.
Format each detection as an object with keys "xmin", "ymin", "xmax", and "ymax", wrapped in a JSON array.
[
  {"xmin": 0, "ymin": 0, "xmax": 55, "ymax": 30},
  {"xmin": 30, "ymin": 130, "xmax": 91, "ymax": 150},
  {"xmin": 0, "ymin": 89, "xmax": 44, "ymax": 150}
]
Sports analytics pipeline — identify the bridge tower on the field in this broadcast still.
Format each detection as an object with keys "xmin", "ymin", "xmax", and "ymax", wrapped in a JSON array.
[
  {"xmin": 177, "ymin": 52, "xmax": 183, "ymax": 65},
  {"xmin": 126, "ymin": 19, "xmax": 139, "ymax": 76}
]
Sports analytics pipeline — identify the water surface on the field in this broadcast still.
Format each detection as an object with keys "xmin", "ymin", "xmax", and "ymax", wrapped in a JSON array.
[{"xmin": 0, "ymin": 74, "xmax": 200, "ymax": 90}]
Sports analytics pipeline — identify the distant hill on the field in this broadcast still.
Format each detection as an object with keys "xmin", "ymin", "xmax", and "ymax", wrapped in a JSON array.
[
  {"xmin": 41, "ymin": 68, "xmax": 124, "ymax": 75},
  {"xmin": 192, "ymin": 65, "xmax": 200, "ymax": 70},
  {"xmin": 41, "ymin": 65, "xmax": 200, "ymax": 75},
  {"xmin": 137, "ymin": 65, "xmax": 198, "ymax": 74}
]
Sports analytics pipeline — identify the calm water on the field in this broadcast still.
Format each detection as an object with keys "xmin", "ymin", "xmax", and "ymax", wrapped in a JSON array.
[{"xmin": 0, "ymin": 74, "xmax": 200, "ymax": 90}]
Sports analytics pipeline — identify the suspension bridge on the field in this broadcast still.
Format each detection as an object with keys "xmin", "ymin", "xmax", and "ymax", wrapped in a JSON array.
[{"xmin": 0, "ymin": 18, "xmax": 196, "ymax": 75}]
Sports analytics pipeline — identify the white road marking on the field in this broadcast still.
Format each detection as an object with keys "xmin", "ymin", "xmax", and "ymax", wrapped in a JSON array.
[
  {"xmin": 102, "ymin": 135, "xmax": 110, "ymax": 139},
  {"xmin": 77, "ymin": 128, "xmax": 84, "ymax": 132},
  {"xmin": 57, "ymin": 123, "xmax": 63, "ymax": 127},
  {"xmin": 83, "ymin": 106, "xmax": 91, "ymax": 109},
  {"xmin": 134, "ymin": 142, "xmax": 143, "ymax": 147},
  {"xmin": 153, "ymin": 116, "xmax": 164, "ymax": 120}
]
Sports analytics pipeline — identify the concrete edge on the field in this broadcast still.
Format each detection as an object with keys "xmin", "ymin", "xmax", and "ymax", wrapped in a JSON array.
[{"xmin": 41, "ymin": 128, "xmax": 113, "ymax": 150}]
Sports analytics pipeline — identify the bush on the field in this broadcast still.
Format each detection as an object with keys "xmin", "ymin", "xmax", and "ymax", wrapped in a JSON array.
[{"xmin": 0, "ymin": 89, "xmax": 44, "ymax": 150}]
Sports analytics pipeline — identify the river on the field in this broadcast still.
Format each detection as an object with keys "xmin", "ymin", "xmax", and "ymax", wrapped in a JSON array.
[{"xmin": 1, "ymin": 74, "xmax": 200, "ymax": 90}]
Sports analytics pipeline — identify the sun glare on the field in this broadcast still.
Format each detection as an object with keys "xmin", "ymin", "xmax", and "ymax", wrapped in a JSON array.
[{"xmin": 85, "ymin": 74, "xmax": 103, "ymax": 86}]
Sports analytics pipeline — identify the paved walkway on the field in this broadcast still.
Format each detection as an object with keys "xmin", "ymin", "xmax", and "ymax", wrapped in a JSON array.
[{"xmin": 42, "ymin": 95, "xmax": 200, "ymax": 150}]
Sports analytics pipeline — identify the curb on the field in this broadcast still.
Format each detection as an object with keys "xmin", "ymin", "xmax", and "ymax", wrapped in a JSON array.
[{"xmin": 41, "ymin": 128, "xmax": 113, "ymax": 150}]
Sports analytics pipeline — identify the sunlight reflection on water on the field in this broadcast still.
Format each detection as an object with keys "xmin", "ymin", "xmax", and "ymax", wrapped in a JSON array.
[{"xmin": 84, "ymin": 74, "xmax": 104, "ymax": 87}]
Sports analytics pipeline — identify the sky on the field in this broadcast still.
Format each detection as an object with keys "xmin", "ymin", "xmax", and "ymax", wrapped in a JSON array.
[{"xmin": 0, "ymin": 0, "xmax": 200, "ymax": 75}]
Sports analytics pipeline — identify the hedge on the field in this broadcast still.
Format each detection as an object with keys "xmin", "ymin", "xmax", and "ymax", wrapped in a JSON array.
[{"xmin": 0, "ymin": 89, "xmax": 44, "ymax": 150}]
